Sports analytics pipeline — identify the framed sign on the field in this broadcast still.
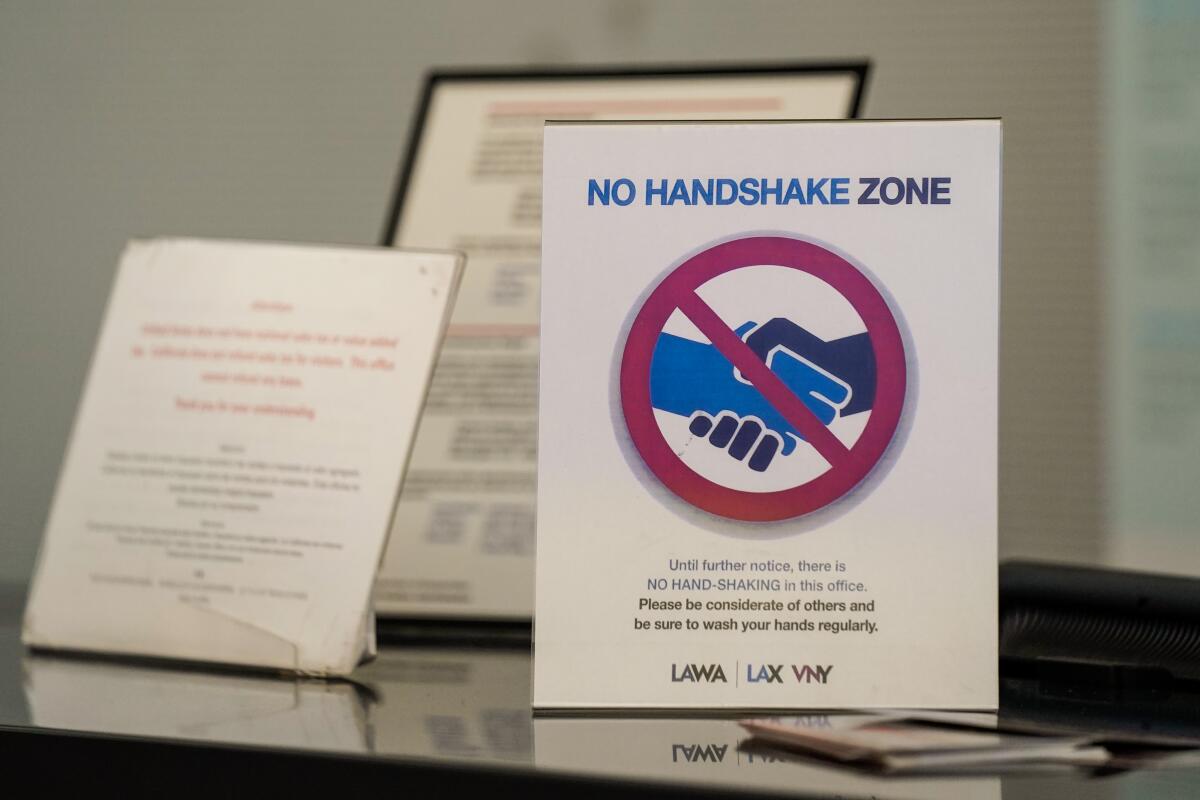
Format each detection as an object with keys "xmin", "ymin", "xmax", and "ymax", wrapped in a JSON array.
[{"xmin": 378, "ymin": 63, "xmax": 869, "ymax": 620}]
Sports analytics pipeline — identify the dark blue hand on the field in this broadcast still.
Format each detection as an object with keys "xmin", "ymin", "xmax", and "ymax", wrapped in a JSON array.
[{"xmin": 744, "ymin": 318, "xmax": 876, "ymax": 416}]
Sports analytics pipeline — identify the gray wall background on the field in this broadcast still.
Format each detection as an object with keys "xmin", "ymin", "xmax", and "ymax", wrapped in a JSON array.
[{"xmin": 0, "ymin": 1, "xmax": 1102, "ymax": 586}]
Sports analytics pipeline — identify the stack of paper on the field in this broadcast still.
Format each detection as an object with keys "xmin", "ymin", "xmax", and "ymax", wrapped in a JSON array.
[{"xmin": 740, "ymin": 715, "xmax": 1110, "ymax": 773}]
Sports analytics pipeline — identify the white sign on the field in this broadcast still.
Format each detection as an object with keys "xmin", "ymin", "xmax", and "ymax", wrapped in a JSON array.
[
  {"xmin": 535, "ymin": 121, "xmax": 1000, "ymax": 710},
  {"xmin": 378, "ymin": 67, "xmax": 865, "ymax": 619},
  {"xmin": 23, "ymin": 239, "xmax": 461, "ymax": 675}
]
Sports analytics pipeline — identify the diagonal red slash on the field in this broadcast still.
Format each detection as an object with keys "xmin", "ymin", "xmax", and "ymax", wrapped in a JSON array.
[{"xmin": 676, "ymin": 291, "xmax": 851, "ymax": 469}]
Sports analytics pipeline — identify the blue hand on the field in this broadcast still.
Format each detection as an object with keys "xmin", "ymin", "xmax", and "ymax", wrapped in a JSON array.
[{"xmin": 649, "ymin": 325, "xmax": 850, "ymax": 458}]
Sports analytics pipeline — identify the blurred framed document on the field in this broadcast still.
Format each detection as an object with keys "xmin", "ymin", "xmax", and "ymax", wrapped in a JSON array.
[{"xmin": 378, "ymin": 63, "xmax": 869, "ymax": 620}]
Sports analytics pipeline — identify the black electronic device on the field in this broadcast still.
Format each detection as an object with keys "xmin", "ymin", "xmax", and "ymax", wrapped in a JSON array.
[{"xmin": 1000, "ymin": 560, "xmax": 1200, "ymax": 684}]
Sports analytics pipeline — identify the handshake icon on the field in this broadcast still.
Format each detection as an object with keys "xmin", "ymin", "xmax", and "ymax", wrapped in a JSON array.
[{"xmin": 649, "ymin": 318, "xmax": 876, "ymax": 472}]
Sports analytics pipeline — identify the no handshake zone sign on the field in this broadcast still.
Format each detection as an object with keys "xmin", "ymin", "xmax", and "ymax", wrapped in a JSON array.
[{"xmin": 619, "ymin": 235, "xmax": 907, "ymax": 522}]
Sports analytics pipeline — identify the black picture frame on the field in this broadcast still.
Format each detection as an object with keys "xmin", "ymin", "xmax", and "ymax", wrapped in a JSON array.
[{"xmin": 379, "ymin": 61, "xmax": 870, "ymax": 245}]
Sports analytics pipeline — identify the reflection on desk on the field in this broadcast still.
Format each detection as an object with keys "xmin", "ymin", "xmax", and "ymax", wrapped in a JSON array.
[
  {"xmin": 24, "ymin": 653, "xmax": 372, "ymax": 754},
  {"xmin": 22, "ymin": 646, "xmax": 1003, "ymax": 798},
  {"xmin": 357, "ymin": 646, "xmax": 532, "ymax": 763},
  {"xmin": 22, "ymin": 645, "xmax": 537, "ymax": 765},
  {"xmin": 535, "ymin": 717, "xmax": 999, "ymax": 799},
  {"xmin": 9, "ymin": 624, "xmax": 1200, "ymax": 799}
]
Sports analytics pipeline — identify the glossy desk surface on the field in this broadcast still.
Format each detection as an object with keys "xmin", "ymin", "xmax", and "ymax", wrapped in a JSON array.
[{"xmin": 0, "ymin": 585, "xmax": 1196, "ymax": 798}]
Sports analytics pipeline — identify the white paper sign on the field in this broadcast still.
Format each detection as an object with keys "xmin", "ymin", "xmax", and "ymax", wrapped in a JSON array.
[
  {"xmin": 535, "ymin": 121, "xmax": 1000, "ymax": 710},
  {"xmin": 23, "ymin": 239, "xmax": 461, "ymax": 675},
  {"xmin": 378, "ymin": 68, "xmax": 864, "ymax": 619}
]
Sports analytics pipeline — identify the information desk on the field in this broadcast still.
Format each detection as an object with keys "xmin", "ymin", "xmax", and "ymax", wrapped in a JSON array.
[{"xmin": 0, "ymin": 585, "xmax": 1195, "ymax": 798}]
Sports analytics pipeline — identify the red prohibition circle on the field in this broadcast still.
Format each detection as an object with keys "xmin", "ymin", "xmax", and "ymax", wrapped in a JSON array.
[{"xmin": 619, "ymin": 235, "xmax": 907, "ymax": 522}]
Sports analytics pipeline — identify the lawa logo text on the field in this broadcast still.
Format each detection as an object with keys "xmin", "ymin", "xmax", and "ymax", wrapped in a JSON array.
[
  {"xmin": 671, "ymin": 663, "xmax": 728, "ymax": 683},
  {"xmin": 745, "ymin": 663, "xmax": 834, "ymax": 684},
  {"xmin": 672, "ymin": 744, "xmax": 728, "ymax": 763}
]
